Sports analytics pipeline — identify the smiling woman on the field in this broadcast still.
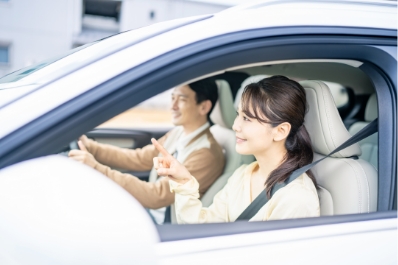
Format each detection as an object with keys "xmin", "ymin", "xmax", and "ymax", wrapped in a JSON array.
[{"xmin": 239, "ymin": 76, "xmax": 318, "ymax": 198}]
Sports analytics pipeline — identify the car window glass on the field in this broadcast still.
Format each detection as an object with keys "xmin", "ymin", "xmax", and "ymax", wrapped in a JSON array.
[
  {"xmin": 323, "ymin": 81, "xmax": 349, "ymax": 108},
  {"xmin": 0, "ymin": 42, "xmax": 96, "ymax": 85}
]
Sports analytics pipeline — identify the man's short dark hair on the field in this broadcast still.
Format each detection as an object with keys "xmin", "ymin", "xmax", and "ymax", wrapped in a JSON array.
[{"xmin": 188, "ymin": 78, "xmax": 218, "ymax": 122}]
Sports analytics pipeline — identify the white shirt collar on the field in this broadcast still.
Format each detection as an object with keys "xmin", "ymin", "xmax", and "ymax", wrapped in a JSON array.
[{"xmin": 176, "ymin": 122, "xmax": 210, "ymax": 153}]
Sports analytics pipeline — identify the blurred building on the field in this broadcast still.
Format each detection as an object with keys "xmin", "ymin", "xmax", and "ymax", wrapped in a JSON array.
[{"xmin": 0, "ymin": 0, "xmax": 231, "ymax": 77}]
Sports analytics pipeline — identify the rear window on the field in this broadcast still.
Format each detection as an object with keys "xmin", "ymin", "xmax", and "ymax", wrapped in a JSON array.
[{"xmin": 323, "ymin": 81, "xmax": 349, "ymax": 108}]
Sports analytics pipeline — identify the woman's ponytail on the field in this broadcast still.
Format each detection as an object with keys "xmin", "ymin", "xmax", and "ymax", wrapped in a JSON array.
[{"xmin": 264, "ymin": 124, "xmax": 318, "ymax": 198}]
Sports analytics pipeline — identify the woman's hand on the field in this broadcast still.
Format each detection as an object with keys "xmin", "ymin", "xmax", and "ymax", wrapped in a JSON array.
[
  {"xmin": 151, "ymin": 138, "xmax": 192, "ymax": 184},
  {"xmin": 68, "ymin": 140, "xmax": 98, "ymax": 168}
]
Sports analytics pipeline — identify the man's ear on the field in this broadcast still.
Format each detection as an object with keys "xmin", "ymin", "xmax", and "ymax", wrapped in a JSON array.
[
  {"xmin": 273, "ymin": 122, "xmax": 291, "ymax": 142},
  {"xmin": 199, "ymin": 100, "xmax": 212, "ymax": 116}
]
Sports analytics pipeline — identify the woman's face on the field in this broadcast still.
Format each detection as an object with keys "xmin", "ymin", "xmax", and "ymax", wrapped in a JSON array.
[{"xmin": 232, "ymin": 103, "xmax": 277, "ymax": 156}]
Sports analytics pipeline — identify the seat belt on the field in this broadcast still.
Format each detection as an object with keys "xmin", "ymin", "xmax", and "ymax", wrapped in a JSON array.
[
  {"xmin": 163, "ymin": 150, "xmax": 179, "ymax": 224},
  {"xmin": 236, "ymin": 118, "xmax": 378, "ymax": 221}
]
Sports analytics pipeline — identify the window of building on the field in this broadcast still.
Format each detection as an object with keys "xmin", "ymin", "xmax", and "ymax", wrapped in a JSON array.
[
  {"xmin": 84, "ymin": 0, "xmax": 122, "ymax": 21},
  {"xmin": 0, "ymin": 45, "xmax": 9, "ymax": 64},
  {"xmin": 74, "ymin": 0, "xmax": 122, "ymax": 47}
]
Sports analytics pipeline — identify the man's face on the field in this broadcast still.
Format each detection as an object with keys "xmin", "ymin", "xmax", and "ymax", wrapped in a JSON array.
[{"xmin": 171, "ymin": 85, "xmax": 202, "ymax": 126}]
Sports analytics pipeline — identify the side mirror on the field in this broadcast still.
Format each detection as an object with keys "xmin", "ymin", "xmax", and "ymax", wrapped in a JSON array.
[{"xmin": 0, "ymin": 155, "xmax": 159, "ymax": 264}]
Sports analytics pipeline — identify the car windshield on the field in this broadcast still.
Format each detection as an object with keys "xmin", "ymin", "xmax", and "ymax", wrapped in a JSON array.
[
  {"xmin": 0, "ymin": 43, "xmax": 95, "ymax": 85},
  {"xmin": 0, "ymin": 15, "xmax": 210, "ymax": 108}
]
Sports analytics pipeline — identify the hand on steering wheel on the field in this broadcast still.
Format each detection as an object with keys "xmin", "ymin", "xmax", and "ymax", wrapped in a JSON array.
[{"xmin": 68, "ymin": 137, "xmax": 98, "ymax": 169}]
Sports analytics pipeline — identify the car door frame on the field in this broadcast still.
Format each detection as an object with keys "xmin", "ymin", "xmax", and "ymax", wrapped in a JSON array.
[{"xmin": 0, "ymin": 27, "xmax": 396, "ymax": 233}]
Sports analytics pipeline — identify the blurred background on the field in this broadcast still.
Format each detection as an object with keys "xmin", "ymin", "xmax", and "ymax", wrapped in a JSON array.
[{"xmin": 0, "ymin": 0, "xmax": 248, "ymax": 128}]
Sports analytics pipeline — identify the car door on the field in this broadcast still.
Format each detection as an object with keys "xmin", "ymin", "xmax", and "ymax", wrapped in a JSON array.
[
  {"xmin": 155, "ymin": 213, "xmax": 396, "ymax": 264},
  {"xmin": 0, "ymin": 155, "xmax": 160, "ymax": 264}
]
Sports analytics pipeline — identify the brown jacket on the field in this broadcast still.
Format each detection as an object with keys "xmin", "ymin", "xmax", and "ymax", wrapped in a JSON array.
[{"xmin": 86, "ymin": 126, "xmax": 225, "ymax": 209}]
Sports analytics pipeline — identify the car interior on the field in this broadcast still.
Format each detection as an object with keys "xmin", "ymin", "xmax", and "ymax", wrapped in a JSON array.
[{"xmin": 65, "ymin": 61, "xmax": 380, "ymax": 224}]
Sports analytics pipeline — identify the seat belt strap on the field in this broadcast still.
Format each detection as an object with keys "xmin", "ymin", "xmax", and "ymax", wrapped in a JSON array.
[{"xmin": 236, "ymin": 118, "xmax": 378, "ymax": 221}]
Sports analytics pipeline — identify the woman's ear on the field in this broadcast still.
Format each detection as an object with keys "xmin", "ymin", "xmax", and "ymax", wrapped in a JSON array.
[
  {"xmin": 273, "ymin": 122, "xmax": 291, "ymax": 142},
  {"xmin": 199, "ymin": 100, "xmax": 212, "ymax": 116}
]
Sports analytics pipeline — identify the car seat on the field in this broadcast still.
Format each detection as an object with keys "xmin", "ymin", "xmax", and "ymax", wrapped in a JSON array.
[
  {"xmin": 201, "ymin": 79, "xmax": 255, "ymax": 207},
  {"xmin": 233, "ymin": 75, "xmax": 268, "ymax": 109},
  {"xmin": 348, "ymin": 94, "xmax": 378, "ymax": 169},
  {"xmin": 301, "ymin": 81, "xmax": 378, "ymax": 215}
]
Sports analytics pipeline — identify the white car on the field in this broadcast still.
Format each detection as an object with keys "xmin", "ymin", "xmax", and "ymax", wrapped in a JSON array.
[{"xmin": 0, "ymin": 0, "xmax": 396, "ymax": 264}]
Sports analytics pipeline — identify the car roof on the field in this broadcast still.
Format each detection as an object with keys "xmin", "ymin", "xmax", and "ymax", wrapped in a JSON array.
[{"xmin": 213, "ymin": 0, "xmax": 396, "ymax": 31}]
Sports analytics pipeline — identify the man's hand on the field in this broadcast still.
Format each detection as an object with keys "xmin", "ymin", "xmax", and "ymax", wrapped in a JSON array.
[
  {"xmin": 68, "ymin": 140, "xmax": 98, "ymax": 168},
  {"xmin": 151, "ymin": 138, "xmax": 192, "ymax": 184},
  {"xmin": 79, "ymin": 135, "xmax": 91, "ymax": 150}
]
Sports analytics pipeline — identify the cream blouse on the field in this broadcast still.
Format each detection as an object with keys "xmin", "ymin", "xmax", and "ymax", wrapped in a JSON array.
[{"xmin": 169, "ymin": 161, "xmax": 320, "ymax": 224}]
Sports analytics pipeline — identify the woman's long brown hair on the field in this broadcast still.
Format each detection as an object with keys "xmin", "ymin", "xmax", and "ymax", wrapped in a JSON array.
[{"xmin": 241, "ymin": 75, "xmax": 318, "ymax": 198}]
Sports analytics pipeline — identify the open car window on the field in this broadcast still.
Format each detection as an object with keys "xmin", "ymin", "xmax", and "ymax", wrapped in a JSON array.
[
  {"xmin": 74, "ymin": 61, "xmax": 380, "ymax": 227},
  {"xmin": 98, "ymin": 89, "xmax": 173, "ymax": 130}
]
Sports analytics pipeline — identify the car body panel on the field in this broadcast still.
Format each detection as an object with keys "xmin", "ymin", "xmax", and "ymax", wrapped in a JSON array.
[
  {"xmin": 0, "ymin": 155, "xmax": 159, "ymax": 264},
  {"xmin": 156, "ymin": 218, "xmax": 396, "ymax": 265}
]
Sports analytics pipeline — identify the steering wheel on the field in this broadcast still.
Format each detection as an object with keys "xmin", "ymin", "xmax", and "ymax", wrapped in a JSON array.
[
  {"xmin": 58, "ymin": 140, "xmax": 80, "ymax": 156},
  {"xmin": 68, "ymin": 140, "xmax": 79, "ymax": 150}
]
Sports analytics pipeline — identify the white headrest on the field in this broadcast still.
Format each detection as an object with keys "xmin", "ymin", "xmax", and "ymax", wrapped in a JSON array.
[
  {"xmin": 365, "ymin": 94, "xmax": 378, "ymax": 122},
  {"xmin": 300, "ymin": 80, "xmax": 362, "ymax": 158},
  {"xmin": 210, "ymin": 80, "xmax": 236, "ymax": 129},
  {"xmin": 234, "ymin": 75, "xmax": 268, "ymax": 109}
]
